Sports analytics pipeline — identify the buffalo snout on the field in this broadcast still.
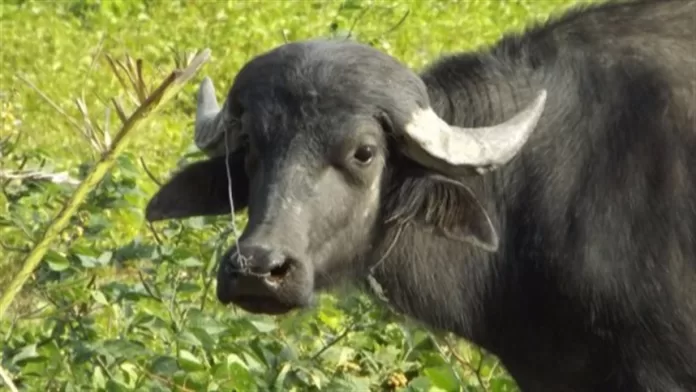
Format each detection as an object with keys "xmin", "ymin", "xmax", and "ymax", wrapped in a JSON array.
[
  {"xmin": 216, "ymin": 242, "xmax": 313, "ymax": 315},
  {"xmin": 225, "ymin": 244, "xmax": 294, "ymax": 281}
]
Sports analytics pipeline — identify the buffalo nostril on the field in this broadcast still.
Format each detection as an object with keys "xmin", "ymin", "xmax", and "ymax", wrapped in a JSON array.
[{"xmin": 266, "ymin": 258, "xmax": 293, "ymax": 284}]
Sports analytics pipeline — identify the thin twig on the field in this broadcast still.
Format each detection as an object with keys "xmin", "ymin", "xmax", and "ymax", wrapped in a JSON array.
[
  {"xmin": 346, "ymin": 4, "xmax": 373, "ymax": 39},
  {"xmin": 136, "ymin": 58, "xmax": 148, "ymax": 99},
  {"xmin": 111, "ymin": 97, "xmax": 128, "ymax": 123},
  {"xmin": 147, "ymin": 223, "xmax": 164, "ymax": 245},
  {"xmin": 378, "ymin": 9, "xmax": 410, "ymax": 39},
  {"xmin": 0, "ymin": 126, "xmax": 22, "ymax": 153},
  {"xmin": 486, "ymin": 360, "xmax": 501, "ymax": 384},
  {"xmin": 137, "ymin": 365, "xmax": 196, "ymax": 392},
  {"xmin": 82, "ymin": 36, "xmax": 106, "ymax": 98},
  {"xmin": 430, "ymin": 335, "xmax": 464, "ymax": 388},
  {"xmin": 105, "ymin": 55, "xmax": 139, "ymax": 107},
  {"xmin": 0, "ymin": 364, "xmax": 19, "ymax": 392},
  {"xmin": 444, "ymin": 336, "xmax": 487, "ymax": 390},
  {"xmin": 139, "ymin": 157, "xmax": 162, "ymax": 186},
  {"xmin": 15, "ymin": 73, "xmax": 87, "ymax": 139},
  {"xmin": 74, "ymin": 96, "xmax": 104, "ymax": 153},
  {"xmin": 310, "ymin": 318, "xmax": 359, "ymax": 361},
  {"xmin": 104, "ymin": 106, "xmax": 112, "ymax": 148},
  {"xmin": 119, "ymin": 55, "xmax": 144, "ymax": 104},
  {"xmin": 0, "ymin": 240, "xmax": 29, "ymax": 253},
  {"xmin": 95, "ymin": 356, "xmax": 116, "ymax": 383},
  {"xmin": 138, "ymin": 270, "xmax": 161, "ymax": 300},
  {"xmin": 200, "ymin": 243, "xmax": 224, "ymax": 312},
  {"xmin": 475, "ymin": 347, "xmax": 485, "ymax": 382}
]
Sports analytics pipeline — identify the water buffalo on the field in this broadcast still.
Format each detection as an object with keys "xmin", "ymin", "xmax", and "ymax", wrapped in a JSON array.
[{"xmin": 145, "ymin": 0, "xmax": 696, "ymax": 390}]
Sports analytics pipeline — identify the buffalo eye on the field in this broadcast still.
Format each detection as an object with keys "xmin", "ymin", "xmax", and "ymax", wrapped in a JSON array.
[{"xmin": 353, "ymin": 145, "xmax": 375, "ymax": 165}]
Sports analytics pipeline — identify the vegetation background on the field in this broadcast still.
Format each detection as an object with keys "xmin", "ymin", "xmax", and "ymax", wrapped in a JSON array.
[{"xmin": 1, "ymin": 0, "xmax": 596, "ymax": 390}]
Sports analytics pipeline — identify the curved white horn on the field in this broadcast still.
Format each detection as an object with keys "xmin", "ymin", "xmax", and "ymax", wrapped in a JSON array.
[
  {"xmin": 193, "ymin": 77, "xmax": 240, "ymax": 157},
  {"xmin": 401, "ymin": 89, "xmax": 547, "ymax": 175}
]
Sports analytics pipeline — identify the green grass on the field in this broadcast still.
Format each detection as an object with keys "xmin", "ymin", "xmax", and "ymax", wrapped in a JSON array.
[{"xmin": 1, "ymin": 0, "xmax": 595, "ymax": 390}]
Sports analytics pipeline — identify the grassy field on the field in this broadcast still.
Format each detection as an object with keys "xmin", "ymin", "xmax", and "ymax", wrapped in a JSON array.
[{"xmin": 1, "ymin": 0, "xmax": 596, "ymax": 390}]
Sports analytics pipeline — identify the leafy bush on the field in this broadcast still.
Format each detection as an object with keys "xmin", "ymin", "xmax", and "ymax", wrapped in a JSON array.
[{"xmin": 1, "ymin": 0, "xmax": 593, "ymax": 390}]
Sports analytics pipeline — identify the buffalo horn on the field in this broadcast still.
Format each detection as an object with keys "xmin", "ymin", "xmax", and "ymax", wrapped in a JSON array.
[
  {"xmin": 400, "ymin": 89, "xmax": 547, "ymax": 176},
  {"xmin": 194, "ymin": 77, "xmax": 240, "ymax": 157}
]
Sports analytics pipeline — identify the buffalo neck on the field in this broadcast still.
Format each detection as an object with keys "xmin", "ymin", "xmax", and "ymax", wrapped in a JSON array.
[{"xmin": 369, "ymin": 54, "xmax": 544, "ymax": 350}]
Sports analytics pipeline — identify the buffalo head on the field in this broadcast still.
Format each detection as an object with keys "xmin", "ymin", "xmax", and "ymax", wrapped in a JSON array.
[{"xmin": 145, "ymin": 39, "xmax": 546, "ymax": 315}]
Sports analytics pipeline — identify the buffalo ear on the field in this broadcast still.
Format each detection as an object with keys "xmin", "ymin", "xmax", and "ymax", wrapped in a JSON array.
[
  {"xmin": 385, "ymin": 173, "xmax": 499, "ymax": 252},
  {"xmin": 145, "ymin": 151, "xmax": 249, "ymax": 222}
]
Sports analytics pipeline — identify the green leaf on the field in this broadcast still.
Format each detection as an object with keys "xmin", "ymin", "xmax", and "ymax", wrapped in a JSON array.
[
  {"xmin": 407, "ymin": 376, "xmax": 433, "ymax": 391},
  {"xmin": 374, "ymin": 344, "xmax": 401, "ymax": 365},
  {"xmin": 326, "ymin": 376, "xmax": 372, "ymax": 391},
  {"xmin": 188, "ymin": 327, "xmax": 216, "ymax": 351},
  {"xmin": 423, "ymin": 366, "xmax": 460, "ymax": 392},
  {"xmin": 77, "ymin": 254, "xmax": 99, "ymax": 268},
  {"xmin": 341, "ymin": 0, "xmax": 363, "ymax": 11},
  {"xmin": 100, "ymin": 339, "xmax": 149, "ymax": 360},
  {"xmin": 119, "ymin": 362, "xmax": 139, "ymax": 387},
  {"xmin": 175, "ymin": 256, "xmax": 203, "ymax": 267},
  {"xmin": 98, "ymin": 250, "xmax": 113, "ymax": 265},
  {"xmin": 490, "ymin": 378, "xmax": 520, "ymax": 392},
  {"xmin": 186, "ymin": 309, "xmax": 228, "ymax": 336},
  {"xmin": 91, "ymin": 290, "xmax": 109, "ymax": 306},
  {"xmin": 213, "ymin": 359, "xmax": 256, "ymax": 391},
  {"xmin": 44, "ymin": 249, "xmax": 70, "ymax": 271},
  {"xmin": 150, "ymin": 355, "xmax": 180, "ymax": 376},
  {"xmin": 176, "ymin": 330, "xmax": 203, "ymax": 347},
  {"xmin": 273, "ymin": 362, "xmax": 291, "ymax": 391},
  {"xmin": 173, "ymin": 369, "xmax": 210, "ymax": 391},
  {"xmin": 277, "ymin": 344, "xmax": 299, "ymax": 362},
  {"xmin": 137, "ymin": 297, "xmax": 170, "ymax": 321},
  {"xmin": 185, "ymin": 216, "xmax": 206, "ymax": 229},
  {"xmin": 177, "ymin": 349, "xmax": 206, "ymax": 372},
  {"xmin": 318, "ymin": 345, "xmax": 353, "ymax": 367},
  {"xmin": 247, "ymin": 318, "xmax": 277, "ymax": 333},
  {"xmin": 177, "ymin": 282, "xmax": 202, "ymax": 293},
  {"xmin": 19, "ymin": 360, "xmax": 48, "ymax": 377},
  {"xmin": 71, "ymin": 244, "xmax": 101, "ymax": 258},
  {"xmin": 93, "ymin": 366, "xmax": 107, "ymax": 389},
  {"xmin": 116, "ymin": 154, "xmax": 140, "ymax": 177},
  {"xmin": 292, "ymin": 365, "xmax": 327, "ymax": 388},
  {"xmin": 11, "ymin": 343, "xmax": 41, "ymax": 364},
  {"xmin": 105, "ymin": 379, "xmax": 131, "ymax": 392}
]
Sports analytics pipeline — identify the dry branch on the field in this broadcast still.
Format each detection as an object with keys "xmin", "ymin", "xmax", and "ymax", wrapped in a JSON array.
[
  {"xmin": 0, "ymin": 48, "xmax": 211, "ymax": 320},
  {"xmin": 0, "ymin": 169, "xmax": 80, "ymax": 186}
]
